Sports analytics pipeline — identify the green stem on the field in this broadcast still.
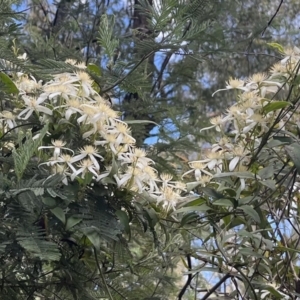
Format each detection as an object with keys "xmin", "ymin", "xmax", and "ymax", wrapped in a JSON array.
[{"xmin": 94, "ymin": 247, "xmax": 113, "ymax": 300}]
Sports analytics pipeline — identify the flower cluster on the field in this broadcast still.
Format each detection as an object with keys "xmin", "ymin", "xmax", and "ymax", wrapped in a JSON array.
[
  {"xmin": 0, "ymin": 58, "xmax": 187, "ymax": 211},
  {"xmin": 183, "ymin": 46, "xmax": 300, "ymax": 191}
]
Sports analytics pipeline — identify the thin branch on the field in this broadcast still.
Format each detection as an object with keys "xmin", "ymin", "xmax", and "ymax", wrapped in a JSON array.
[
  {"xmin": 102, "ymin": 51, "xmax": 155, "ymax": 93},
  {"xmin": 261, "ymin": 0, "xmax": 284, "ymax": 36},
  {"xmin": 201, "ymin": 273, "xmax": 231, "ymax": 300},
  {"xmin": 177, "ymin": 254, "xmax": 193, "ymax": 299}
]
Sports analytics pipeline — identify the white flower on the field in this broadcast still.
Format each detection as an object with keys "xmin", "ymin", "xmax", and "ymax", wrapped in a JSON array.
[
  {"xmin": 71, "ymin": 159, "xmax": 99, "ymax": 181},
  {"xmin": 243, "ymin": 113, "xmax": 269, "ymax": 135},
  {"xmin": 155, "ymin": 186, "xmax": 184, "ymax": 211},
  {"xmin": 159, "ymin": 173, "xmax": 174, "ymax": 188},
  {"xmin": 198, "ymin": 150, "xmax": 224, "ymax": 173},
  {"xmin": 75, "ymin": 71, "xmax": 95, "ymax": 97},
  {"xmin": 58, "ymin": 98, "xmax": 83, "ymax": 120},
  {"xmin": 17, "ymin": 75, "xmax": 42, "ymax": 94},
  {"xmin": 94, "ymin": 133, "xmax": 118, "ymax": 154},
  {"xmin": 141, "ymin": 165, "xmax": 159, "ymax": 192},
  {"xmin": 212, "ymin": 77, "xmax": 249, "ymax": 96},
  {"xmin": 17, "ymin": 53, "xmax": 27, "ymax": 60},
  {"xmin": 118, "ymin": 147, "xmax": 154, "ymax": 167},
  {"xmin": 0, "ymin": 111, "xmax": 17, "ymax": 130},
  {"xmin": 182, "ymin": 162, "xmax": 213, "ymax": 181},
  {"xmin": 38, "ymin": 139, "xmax": 74, "ymax": 158},
  {"xmin": 200, "ymin": 116, "xmax": 230, "ymax": 132},
  {"xmin": 114, "ymin": 167, "xmax": 145, "ymax": 193},
  {"xmin": 106, "ymin": 121, "xmax": 135, "ymax": 146},
  {"xmin": 42, "ymin": 84, "xmax": 78, "ymax": 103},
  {"xmin": 227, "ymin": 146, "xmax": 250, "ymax": 171},
  {"xmin": 71, "ymin": 145, "xmax": 104, "ymax": 170},
  {"xmin": 18, "ymin": 95, "xmax": 52, "ymax": 120}
]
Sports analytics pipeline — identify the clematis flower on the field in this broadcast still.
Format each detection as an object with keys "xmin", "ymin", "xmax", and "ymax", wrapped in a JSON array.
[
  {"xmin": 71, "ymin": 159, "xmax": 99, "ymax": 181},
  {"xmin": 118, "ymin": 147, "xmax": 154, "ymax": 167},
  {"xmin": 200, "ymin": 115, "xmax": 230, "ymax": 132},
  {"xmin": 212, "ymin": 77, "xmax": 249, "ymax": 96},
  {"xmin": 226, "ymin": 146, "xmax": 250, "ymax": 171},
  {"xmin": 0, "ymin": 110, "xmax": 17, "ymax": 130},
  {"xmin": 155, "ymin": 186, "xmax": 184, "ymax": 211},
  {"xmin": 71, "ymin": 145, "xmax": 104, "ymax": 170},
  {"xmin": 114, "ymin": 167, "xmax": 145, "ymax": 193},
  {"xmin": 182, "ymin": 161, "xmax": 212, "ymax": 181},
  {"xmin": 18, "ymin": 95, "xmax": 52, "ymax": 120},
  {"xmin": 38, "ymin": 139, "xmax": 74, "ymax": 158}
]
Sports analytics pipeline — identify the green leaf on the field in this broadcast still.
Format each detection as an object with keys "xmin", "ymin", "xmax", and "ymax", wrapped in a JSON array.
[
  {"xmin": 42, "ymin": 197, "xmax": 57, "ymax": 208},
  {"xmin": 240, "ymin": 205, "xmax": 260, "ymax": 223},
  {"xmin": 13, "ymin": 124, "xmax": 49, "ymax": 180},
  {"xmin": 272, "ymin": 136, "xmax": 294, "ymax": 145},
  {"xmin": 213, "ymin": 199, "xmax": 234, "ymax": 207},
  {"xmin": 186, "ymin": 181, "xmax": 202, "ymax": 192},
  {"xmin": 115, "ymin": 210, "xmax": 131, "ymax": 237},
  {"xmin": 285, "ymin": 143, "xmax": 300, "ymax": 173},
  {"xmin": 180, "ymin": 212, "xmax": 199, "ymax": 226},
  {"xmin": 183, "ymin": 197, "xmax": 206, "ymax": 207},
  {"xmin": 213, "ymin": 172, "xmax": 256, "ymax": 179},
  {"xmin": 267, "ymin": 138, "xmax": 292, "ymax": 148},
  {"xmin": 0, "ymin": 72, "xmax": 19, "ymax": 94},
  {"xmin": 258, "ymin": 165, "xmax": 274, "ymax": 179},
  {"xmin": 125, "ymin": 119, "xmax": 159, "ymax": 126},
  {"xmin": 201, "ymin": 187, "xmax": 224, "ymax": 199},
  {"xmin": 261, "ymin": 179, "xmax": 276, "ymax": 190},
  {"xmin": 81, "ymin": 227, "xmax": 101, "ymax": 250},
  {"xmin": 66, "ymin": 216, "xmax": 82, "ymax": 231},
  {"xmin": 50, "ymin": 207, "xmax": 66, "ymax": 224},
  {"xmin": 175, "ymin": 205, "xmax": 211, "ymax": 214},
  {"xmin": 267, "ymin": 42, "xmax": 284, "ymax": 53},
  {"xmin": 87, "ymin": 63, "xmax": 101, "ymax": 76},
  {"xmin": 263, "ymin": 101, "xmax": 290, "ymax": 114},
  {"xmin": 143, "ymin": 207, "xmax": 159, "ymax": 228}
]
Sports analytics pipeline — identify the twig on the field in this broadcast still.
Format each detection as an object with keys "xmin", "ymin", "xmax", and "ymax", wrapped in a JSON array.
[
  {"xmin": 102, "ymin": 51, "xmax": 155, "ymax": 93},
  {"xmin": 177, "ymin": 254, "xmax": 193, "ymax": 299},
  {"xmin": 201, "ymin": 273, "xmax": 231, "ymax": 300},
  {"xmin": 261, "ymin": 0, "xmax": 284, "ymax": 36}
]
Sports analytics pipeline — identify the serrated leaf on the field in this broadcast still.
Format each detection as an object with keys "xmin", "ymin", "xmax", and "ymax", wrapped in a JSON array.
[
  {"xmin": 285, "ymin": 143, "xmax": 300, "ymax": 173},
  {"xmin": 66, "ymin": 216, "xmax": 82, "ymax": 231},
  {"xmin": 50, "ymin": 207, "xmax": 66, "ymax": 224},
  {"xmin": 263, "ymin": 101, "xmax": 290, "ymax": 114},
  {"xmin": 0, "ymin": 72, "xmax": 19, "ymax": 94},
  {"xmin": 240, "ymin": 205, "xmax": 260, "ymax": 223}
]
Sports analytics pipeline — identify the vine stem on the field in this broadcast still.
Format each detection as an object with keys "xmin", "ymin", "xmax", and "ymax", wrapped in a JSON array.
[{"xmin": 94, "ymin": 247, "xmax": 114, "ymax": 300}]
